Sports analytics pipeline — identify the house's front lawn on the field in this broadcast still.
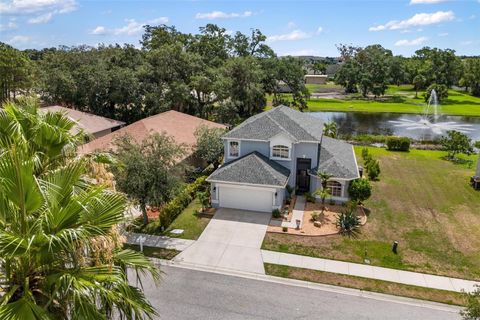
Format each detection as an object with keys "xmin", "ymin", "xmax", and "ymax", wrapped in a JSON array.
[
  {"xmin": 262, "ymin": 147, "xmax": 480, "ymax": 280},
  {"xmin": 165, "ymin": 197, "xmax": 213, "ymax": 240}
]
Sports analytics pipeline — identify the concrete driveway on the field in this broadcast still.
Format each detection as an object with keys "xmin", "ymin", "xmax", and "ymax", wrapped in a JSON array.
[{"xmin": 174, "ymin": 208, "xmax": 270, "ymax": 274}]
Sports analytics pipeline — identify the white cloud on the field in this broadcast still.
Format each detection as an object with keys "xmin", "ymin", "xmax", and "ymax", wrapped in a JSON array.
[
  {"xmin": 316, "ymin": 26, "xmax": 323, "ymax": 34},
  {"xmin": 93, "ymin": 17, "xmax": 168, "ymax": 36},
  {"xmin": 267, "ymin": 30, "xmax": 311, "ymax": 42},
  {"xmin": 395, "ymin": 36, "xmax": 428, "ymax": 46},
  {"xmin": 7, "ymin": 35, "xmax": 31, "ymax": 45},
  {"xmin": 28, "ymin": 12, "xmax": 53, "ymax": 24},
  {"xmin": 438, "ymin": 32, "xmax": 448, "ymax": 36},
  {"xmin": 0, "ymin": 20, "xmax": 17, "ymax": 31},
  {"xmin": 281, "ymin": 49, "xmax": 319, "ymax": 56},
  {"xmin": 410, "ymin": 0, "xmax": 449, "ymax": 4},
  {"xmin": 369, "ymin": 11, "xmax": 455, "ymax": 31},
  {"xmin": 90, "ymin": 26, "xmax": 107, "ymax": 35},
  {"xmin": 195, "ymin": 11, "xmax": 252, "ymax": 20},
  {"xmin": 0, "ymin": 0, "xmax": 77, "ymax": 14},
  {"xmin": 461, "ymin": 40, "xmax": 474, "ymax": 45}
]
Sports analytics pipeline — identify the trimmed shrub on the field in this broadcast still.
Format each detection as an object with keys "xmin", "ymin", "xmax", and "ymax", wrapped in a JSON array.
[
  {"xmin": 367, "ymin": 160, "xmax": 381, "ymax": 180},
  {"xmin": 272, "ymin": 209, "xmax": 281, "ymax": 218},
  {"xmin": 386, "ymin": 136, "xmax": 411, "ymax": 152},
  {"xmin": 361, "ymin": 147, "xmax": 369, "ymax": 160},
  {"xmin": 348, "ymin": 179, "xmax": 372, "ymax": 204},
  {"xmin": 144, "ymin": 175, "xmax": 208, "ymax": 234},
  {"xmin": 282, "ymin": 226, "xmax": 288, "ymax": 232}
]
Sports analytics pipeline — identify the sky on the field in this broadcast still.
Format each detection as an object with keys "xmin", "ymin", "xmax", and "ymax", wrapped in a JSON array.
[{"xmin": 0, "ymin": 0, "xmax": 479, "ymax": 57}]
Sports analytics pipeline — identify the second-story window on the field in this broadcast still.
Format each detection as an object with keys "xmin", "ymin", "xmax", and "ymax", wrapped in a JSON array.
[
  {"xmin": 272, "ymin": 145, "xmax": 290, "ymax": 159},
  {"xmin": 229, "ymin": 141, "xmax": 239, "ymax": 157}
]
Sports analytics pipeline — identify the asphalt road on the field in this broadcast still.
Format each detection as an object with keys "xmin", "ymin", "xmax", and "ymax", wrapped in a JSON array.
[{"xmin": 135, "ymin": 265, "xmax": 461, "ymax": 320}]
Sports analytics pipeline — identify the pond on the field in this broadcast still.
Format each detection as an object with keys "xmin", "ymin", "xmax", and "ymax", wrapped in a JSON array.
[{"xmin": 310, "ymin": 111, "xmax": 480, "ymax": 141}]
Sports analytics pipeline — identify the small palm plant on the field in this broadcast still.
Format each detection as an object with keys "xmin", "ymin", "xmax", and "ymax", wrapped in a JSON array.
[
  {"xmin": 336, "ymin": 204, "xmax": 361, "ymax": 238},
  {"xmin": 315, "ymin": 188, "xmax": 331, "ymax": 213}
]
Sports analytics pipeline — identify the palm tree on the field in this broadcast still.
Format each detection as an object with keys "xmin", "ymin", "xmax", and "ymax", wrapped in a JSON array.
[
  {"xmin": 323, "ymin": 121, "xmax": 338, "ymax": 138},
  {"xmin": 0, "ymin": 100, "xmax": 159, "ymax": 319},
  {"xmin": 317, "ymin": 170, "xmax": 332, "ymax": 190}
]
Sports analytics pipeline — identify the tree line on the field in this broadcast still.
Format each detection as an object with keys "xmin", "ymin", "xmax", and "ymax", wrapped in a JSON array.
[
  {"xmin": 1, "ymin": 24, "xmax": 309, "ymax": 124},
  {"xmin": 334, "ymin": 44, "xmax": 480, "ymax": 99}
]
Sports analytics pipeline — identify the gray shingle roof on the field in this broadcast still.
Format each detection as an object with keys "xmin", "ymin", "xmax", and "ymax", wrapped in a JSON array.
[
  {"xmin": 312, "ymin": 136, "xmax": 359, "ymax": 180},
  {"xmin": 223, "ymin": 105, "xmax": 324, "ymax": 142},
  {"xmin": 206, "ymin": 151, "xmax": 290, "ymax": 187}
]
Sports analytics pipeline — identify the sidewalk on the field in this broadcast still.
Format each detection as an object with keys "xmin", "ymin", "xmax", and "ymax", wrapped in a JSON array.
[
  {"xmin": 281, "ymin": 196, "xmax": 306, "ymax": 229},
  {"xmin": 262, "ymin": 250, "xmax": 479, "ymax": 293},
  {"xmin": 125, "ymin": 232, "xmax": 195, "ymax": 251}
]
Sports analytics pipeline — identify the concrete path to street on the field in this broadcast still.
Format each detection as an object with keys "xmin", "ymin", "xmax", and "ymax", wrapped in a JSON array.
[
  {"xmin": 262, "ymin": 250, "xmax": 480, "ymax": 293},
  {"xmin": 125, "ymin": 232, "xmax": 195, "ymax": 251},
  {"xmin": 281, "ymin": 195, "xmax": 305, "ymax": 229},
  {"xmin": 174, "ymin": 208, "xmax": 269, "ymax": 274}
]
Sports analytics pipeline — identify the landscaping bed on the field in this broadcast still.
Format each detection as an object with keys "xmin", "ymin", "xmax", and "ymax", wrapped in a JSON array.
[
  {"xmin": 263, "ymin": 147, "xmax": 480, "ymax": 280},
  {"xmin": 264, "ymin": 263, "xmax": 465, "ymax": 306},
  {"xmin": 123, "ymin": 244, "xmax": 180, "ymax": 260}
]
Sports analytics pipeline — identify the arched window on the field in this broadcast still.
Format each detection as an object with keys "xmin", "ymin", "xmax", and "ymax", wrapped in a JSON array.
[
  {"xmin": 272, "ymin": 145, "xmax": 290, "ymax": 159},
  {"xmin": 327, "ymin": 180, "xmax": 342, "ymax": 197}
]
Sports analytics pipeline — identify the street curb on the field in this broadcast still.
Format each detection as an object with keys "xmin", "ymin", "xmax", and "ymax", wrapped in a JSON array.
[{"xmin": 151, "ymin": 258, "xmax": 461, "ymax": 314}]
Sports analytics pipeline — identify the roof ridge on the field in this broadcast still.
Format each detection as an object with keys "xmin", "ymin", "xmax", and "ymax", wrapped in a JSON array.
[{"xmin": 252, "ymin": 152, "xmax": 284, "ymax": 184}]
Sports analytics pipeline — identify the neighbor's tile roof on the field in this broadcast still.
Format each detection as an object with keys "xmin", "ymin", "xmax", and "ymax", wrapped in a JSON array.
[
  {"xmin": 41, "ymin": 106, "xmax": 125, "ymax": 135},
  {"xmin": 223, "ymin": 105, "xmax": 324, "ymax": 142},
  {"xmin": 312, "ymin": 136, "xmax": 360, "ymax": 180},
  {"xmin": 78, "ymin": 110, "xmax": 227, "ymax": 155},
  {"xmin": 206, "ymin": 151, "xmax": 290, "ymax": 187}
]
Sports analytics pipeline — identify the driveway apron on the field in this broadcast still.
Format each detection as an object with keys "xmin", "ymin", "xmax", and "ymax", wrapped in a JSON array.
[{"xmin": 174, "ymin": 208, "xmax": 270, "ymax": 274}]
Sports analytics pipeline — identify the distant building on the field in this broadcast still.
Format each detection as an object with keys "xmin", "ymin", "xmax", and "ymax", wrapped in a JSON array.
[
  {"xmin": 304, "ymin": 74, "xmax": 328, "ymax": 85},
  {"xmin": 78, "ymin": 110, "xmax": 227, "ymax": 165},
  {"xmin": 41, "ymin": 106, "xmax": 125, "ymax": 139}
]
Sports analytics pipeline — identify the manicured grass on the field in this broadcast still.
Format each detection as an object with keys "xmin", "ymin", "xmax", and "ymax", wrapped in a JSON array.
[
  {"xmin": 269, "ymin": 84, "xmax": 480, "ymax": 116},
  {"xmin": 124, "ymin": 244, "xmax": 179, "ymax": 260},
  {"xmin": 306, "ymin": 88, "xmax": 480, "ymax": 116},
  {"xmin": 165, "ymin": 198, "xmax": 212, "ymax": 240},
  {"xmin": 264, "ymin": 264, "xmax": 465, "ymax": 306},
  {"xmin": 262, "ymin": 147, "xmax": 480, "ymax": 280}
]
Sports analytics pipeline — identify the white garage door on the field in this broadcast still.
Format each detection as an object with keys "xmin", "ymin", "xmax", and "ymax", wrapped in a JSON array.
[{"xmin": 219, "ymin": 186, "xmax": 273, "ymax": 212}]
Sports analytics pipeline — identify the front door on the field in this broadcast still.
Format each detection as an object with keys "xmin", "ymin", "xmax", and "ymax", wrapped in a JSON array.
[{"xmin": 296, "ymin": 158, "xmax": 311, "ymax": 194}]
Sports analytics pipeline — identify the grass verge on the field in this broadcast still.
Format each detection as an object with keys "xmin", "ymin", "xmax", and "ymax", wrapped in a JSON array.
[
  {"xmin": 124, "ymin": 244, "xmax": 179, "ymax": 260},
  {"xmin": 264, "ymin": 263, "xmax": 465, "ymax": 306},
  {"xmin": 165, "ymin": 197, "xmax": 212, "ymax": 240}
]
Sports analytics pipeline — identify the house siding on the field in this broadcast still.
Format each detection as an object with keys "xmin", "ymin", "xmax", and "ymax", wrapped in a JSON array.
[{"xmin": 224, "ymin": 140, "xmax": 270, "ymax": 163}]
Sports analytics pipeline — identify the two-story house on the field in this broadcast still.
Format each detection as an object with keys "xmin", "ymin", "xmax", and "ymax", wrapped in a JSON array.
[{"xmin": 206, "ymin": 105, "xmax": 360, "ymax": 213}]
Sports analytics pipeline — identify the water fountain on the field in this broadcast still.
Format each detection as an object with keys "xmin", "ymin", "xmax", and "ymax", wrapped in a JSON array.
[{"xmin": 389, "ymin": 89, "xmax": 474, "ymax": 136}]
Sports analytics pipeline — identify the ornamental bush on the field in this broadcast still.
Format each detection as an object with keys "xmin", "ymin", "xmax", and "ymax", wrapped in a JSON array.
[
  {"xmin": 386, "ymin": 136, "xmax": 411, "ymax": 152},
  {"xmin": 348, "ymin": 179, "xmax": 372, "ymax": 204},
  {"xmin": 272, "ymin": 209, "xmax": 281, "ymax": 218},
  {"xmin": 367, "ymin": 160, "xmax": 381, "ymax": 180}
]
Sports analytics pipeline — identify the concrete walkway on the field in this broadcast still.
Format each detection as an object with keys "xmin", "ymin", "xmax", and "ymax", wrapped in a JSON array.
[
  {"xmin": 262, "ymin": 250, "xmax": 480, "ymax": 293},
  {"xmin": 281, "ymin": 196, "xmax": 306, "ymax": 229},
  {"xmin": 125, "ymin": 232, "xmax": 195, "ymax": 251}
]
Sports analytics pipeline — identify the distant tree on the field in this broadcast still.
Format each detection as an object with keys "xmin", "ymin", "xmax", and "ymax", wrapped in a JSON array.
[
  {"xmin": 348, "ymin": 179, "xmax": 372, "ymax": 204},
  {"xmin": 390, "ymin": 56, "xmax": 407, "ymax": 86},
  {"xmin": 425, "ymin": 83, "xmax": 448, "ymax": 103},
  {"xmin": 272, "ymin": 56, "xmax": 310, "ymax": 111},
  {"xmin": 461, "ymin": 285, "xmax": 480, "ymax": 320},
  {"xmin": 412, "ymin": 74, "xmax": 426, "ymax": 98},
  {"xmin": 312, "ymin": 60, "xmax": 327, "ymax": 75},
  {"xmin": 335, "ymin": 59, "xmax": 360, "ymax": 93},
  {"xmin": 413, "ymin": 47, "xmax": 462, "ymax": 87},
  {"xmin": 194, "ymin": 125, "xmax": 226, "ymax": 169},
  {"xmin": 356, "ymin": 45, "xmax": 393, "ymax": 97},
  {"xmin": 440, "ymin": 130, "xmax": 474, "ymax": 160},
  {"xmin": 461, "ymin": 58, "xmax": 480, "ymax": 97},
  {"xmin": 323, "ymin": 121, "xmax": 338, "ymax": 138},
  {"xmin": 0, "ymin": 42, "xmax": 34, "ymax": 102},
  {"xmin": 112, "ymin": 133, "xmax": 187, "ymax": 224}
]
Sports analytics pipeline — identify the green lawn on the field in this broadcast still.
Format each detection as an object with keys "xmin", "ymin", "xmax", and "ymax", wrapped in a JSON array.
[
  {"xmin": 165, "ymin": 198, "xmax": 212, "ymax": 240},
  {"xmin": 262, "ymin": 147, "xmax": 480, "ymax": 280},
  {"xmin": 269, "ymin": 84, "xmax": 480, "ymax": 116},
  {"xmin": 265, "ymin": 264, "xmax": 465, "ymax": 306}
]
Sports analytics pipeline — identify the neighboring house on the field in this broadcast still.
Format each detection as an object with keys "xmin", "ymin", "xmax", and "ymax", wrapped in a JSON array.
[
  {"xmin": 206, "ymin": 105, "xmax": 359, "ymax": 213},
  {"xmin": 78, "ymin": 110, "xmax": 227, "ymax": 164},
  {"xmin": 304, "ymin": 74, "xmax": 328, "ymax": 85},
  {"xmin": 41, "ymin": 106, "xmax": 125, "ymax": 139}
]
